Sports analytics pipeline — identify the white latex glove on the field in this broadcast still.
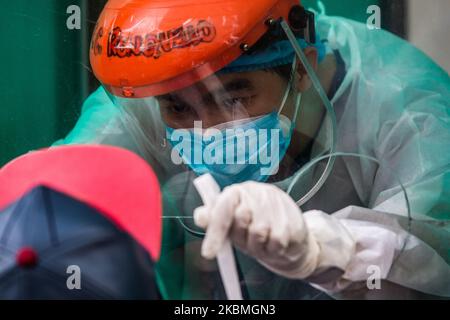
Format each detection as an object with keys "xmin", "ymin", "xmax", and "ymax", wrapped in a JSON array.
[{"xmin": 194, "ymin": 181, "xmax": 355, "ymax": 279}]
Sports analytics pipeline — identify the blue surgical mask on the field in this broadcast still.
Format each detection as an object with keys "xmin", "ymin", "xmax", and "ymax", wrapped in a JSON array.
[{"xmin": 165, "ymin": 111, "xmax": 296, "ymax": 188}]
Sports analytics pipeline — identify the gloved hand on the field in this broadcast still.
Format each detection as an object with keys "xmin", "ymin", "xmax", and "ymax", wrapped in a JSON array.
[{"xmin": 194, "ymin": 181, "xmax": 355, "ymax": 280}]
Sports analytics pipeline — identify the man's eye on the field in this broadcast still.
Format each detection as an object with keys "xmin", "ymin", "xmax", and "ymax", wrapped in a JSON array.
[{"xmin": 169, "ymin": 103, "xmax": 191, "ymax": 114}]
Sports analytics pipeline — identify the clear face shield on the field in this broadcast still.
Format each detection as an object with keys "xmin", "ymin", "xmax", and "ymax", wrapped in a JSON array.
[
  {"xmin": 106, "ymin": 22, "xmax": 337, "ymax": 228},
  {"xmin": 103, "ymin": 19, "xmax": 417, "ymax": 300},
  {"xmin": 101, "ymin": 17, "xmax": 344, "ymax": 299}
]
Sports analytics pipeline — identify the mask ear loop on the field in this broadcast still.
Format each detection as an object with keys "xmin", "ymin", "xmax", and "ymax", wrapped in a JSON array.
[{"xmin": 280, "ymin": 19, "xmax": 337, "ymax": 206}]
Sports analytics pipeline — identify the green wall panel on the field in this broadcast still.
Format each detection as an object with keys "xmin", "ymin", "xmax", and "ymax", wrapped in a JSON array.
[{"xmin": 0, "ymin": 0, "xmax": 89, "ymax": 166}]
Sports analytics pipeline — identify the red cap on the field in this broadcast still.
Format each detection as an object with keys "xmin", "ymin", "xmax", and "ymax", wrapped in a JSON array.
[{"xmin": 0, "ymin": 146, "xmax": 162, "ymax": 260}]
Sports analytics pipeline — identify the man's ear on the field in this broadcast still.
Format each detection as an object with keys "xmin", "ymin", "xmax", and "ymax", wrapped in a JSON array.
[{"xmin": 295, "ymin": 47, "xmax": 318, "ymax": 92}]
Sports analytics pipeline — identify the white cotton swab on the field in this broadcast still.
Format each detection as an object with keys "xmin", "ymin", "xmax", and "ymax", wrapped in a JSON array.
[{"xmin": 193, "ymin": 174, "xmax": 243, "ymax": 300}]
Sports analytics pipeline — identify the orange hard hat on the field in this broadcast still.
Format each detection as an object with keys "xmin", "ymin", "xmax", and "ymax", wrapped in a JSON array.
[{"xmin": 90, "ymin": 0, "xmax": 305, "ymax": 98}]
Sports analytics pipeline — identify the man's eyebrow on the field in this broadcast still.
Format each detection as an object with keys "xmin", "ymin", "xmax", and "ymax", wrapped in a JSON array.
[
  {"xmin": 157, "ymin": 78, "xmax": 255, "ymax": 104},
  {"xmin": 201, "ymin": 79, "xmax": 255, "ymax": 105},
  {"xmin": 202, "ymin": 78, "xmax": 255, "ymax": 102},
  {"xmin": 220, "ymin": 78, "xmax": 255, "ymax": 94}
]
